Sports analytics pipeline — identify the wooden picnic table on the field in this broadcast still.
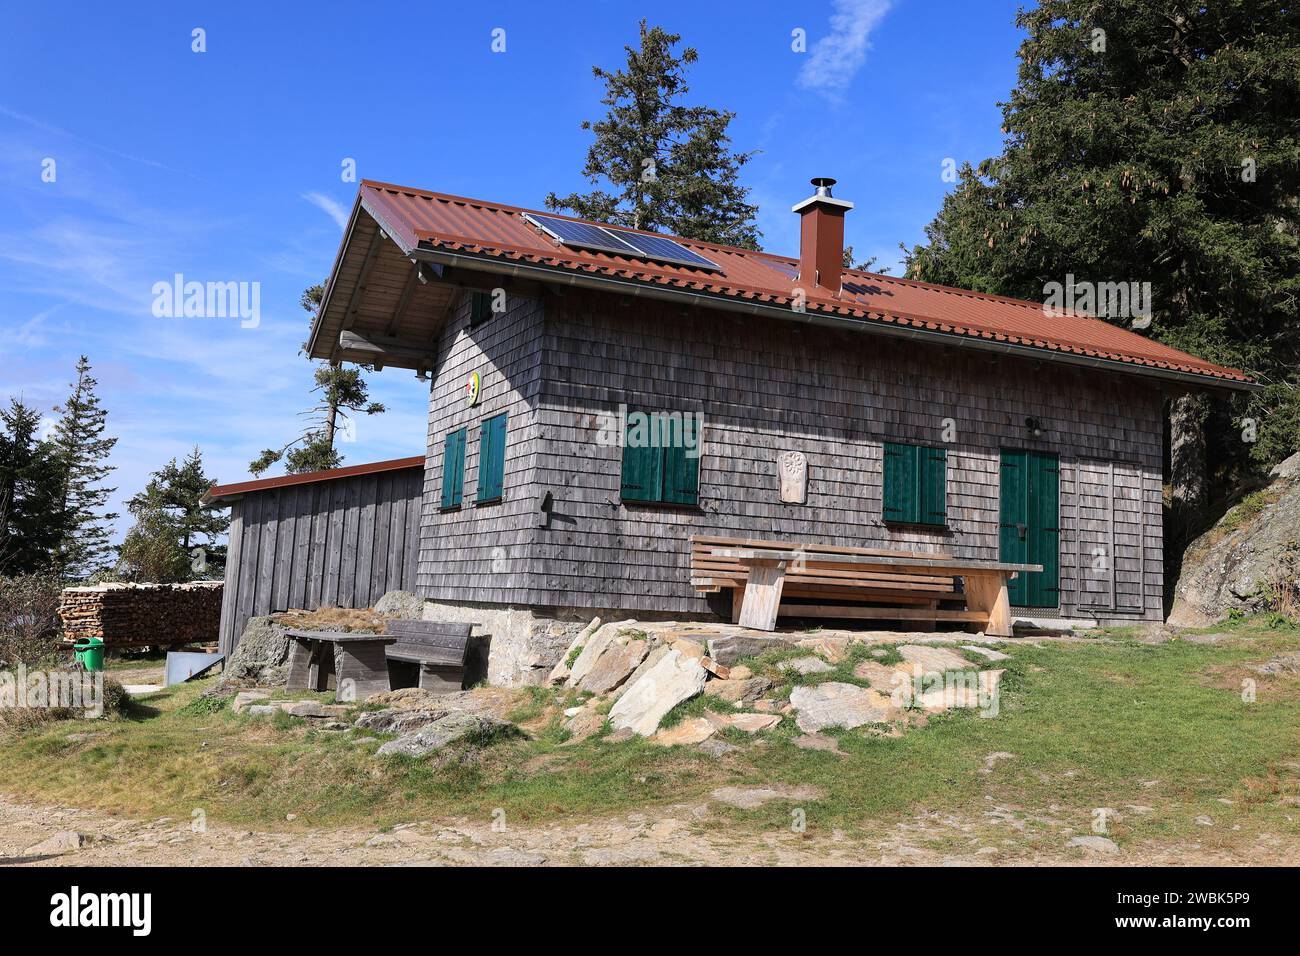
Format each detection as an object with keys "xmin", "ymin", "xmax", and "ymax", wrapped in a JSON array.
[
  {"xmin": 283, "ymin": 629, "xmax": 396, "ymax": 701},
  {"xmin": 705, "ymin": 546, "xmax": 1042, "ymax": 638}
]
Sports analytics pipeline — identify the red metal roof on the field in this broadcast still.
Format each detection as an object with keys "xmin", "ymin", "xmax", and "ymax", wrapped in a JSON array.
[
  {"xmin": 202, "ymin": 455, "xmax": 424, "ymax": 504},
  {"xmin": 357, "ymin": 179, "xmax": 1252, "ymax": 387}
]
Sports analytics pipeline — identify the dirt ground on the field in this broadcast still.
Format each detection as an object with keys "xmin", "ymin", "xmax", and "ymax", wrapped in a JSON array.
[{"xmin": 2, "ymin": 793, "xmax": 1295, "ymax": 867}]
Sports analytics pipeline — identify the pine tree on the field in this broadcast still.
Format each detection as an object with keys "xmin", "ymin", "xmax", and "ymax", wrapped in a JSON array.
[
  {"xmin": 50, "ymin": 356, "xmax": 117, "ymax": 577},
  {"xmin": 0, "ymin": 397, "xmax": 73, "ymax": 574},
  {"xmin": 903, "ymin": 1, "xmax": 1300, "ymax": 510},
  {"xmin": 250, "ymin": 284, "xmax": 387, "ymax": 477},
  {"xmin": 119, "ymin": 447, "xmax": 229, "ymax": 581},
  {"xmin": 547, "ymin": 19, "xmax": 761, "ymax": 249}
]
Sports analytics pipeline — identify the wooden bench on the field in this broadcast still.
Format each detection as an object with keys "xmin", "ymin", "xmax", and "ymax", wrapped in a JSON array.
[
  {"xmin": 383, "ymin": 620, "xmax": 475, "ymax": 694},
  {"xmin": 690, "ymin": 535, "xmax": 1041, "ymax": 637}
]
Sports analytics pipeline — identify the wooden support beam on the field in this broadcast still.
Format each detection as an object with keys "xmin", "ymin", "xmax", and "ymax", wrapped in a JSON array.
[
  {"xmin": 384, "ymin": 261, "xmax": 422, "ymax": 338},
  {"xmin": 330, "ymin": 227, "xmax": 384, "ymax": 361},
  {"xmin": 338, "ymin": 330, "xmax": 436, "ymax": 365}
]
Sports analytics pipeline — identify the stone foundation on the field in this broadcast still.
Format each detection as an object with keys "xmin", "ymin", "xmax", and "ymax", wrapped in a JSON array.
[{"xmin": 421, "ymin": 601, "xmax": 695, "ymax": 686}]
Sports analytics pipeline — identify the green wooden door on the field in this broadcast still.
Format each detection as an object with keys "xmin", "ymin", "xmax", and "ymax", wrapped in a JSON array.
[{"xmin": 999, "ymin": 449, "xmax": 1060, "ymax": 607}]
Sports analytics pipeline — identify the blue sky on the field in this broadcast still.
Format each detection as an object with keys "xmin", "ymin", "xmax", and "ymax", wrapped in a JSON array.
[{"xmin": 0, "ymin": 0, "xmax": 1026, "ymax": 543}]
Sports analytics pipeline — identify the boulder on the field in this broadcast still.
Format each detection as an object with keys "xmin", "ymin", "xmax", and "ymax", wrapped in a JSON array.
[
  {"xmin": 779, "ymin": 655, "xmax": 834, "ymax": 675},
  {"xmin": 707, "ymin": 634, "xmax": 797, "ymax": 667},
  {"xmin": 562, "ymin": 706, "xmax": 606, "ymax": 744},
  {"xmin": 703, "ymin": 676, "xmax": 773, "ymax": 707},
  {"xmin": 578, "ymin": 638, "xmax": 650, "ymax": 695},
  {"xmin": 961, "ymin": 645, "xmax": 1010, "ymax": 662},
  {"xmin": 373, "ymin": 590, "xmax": 425, "ymax": 620},
  {"xmin": 376, "ymin": 712, "xmax": 515, "ymax": 758},
  {"xmin": 1171, "ymin": 456, "xmax": 1300, "ymax": 625},
  {"xmin": 653, "ymin": 717, "xmax": 717, "ymax": 746},
  {"xmin": 354, "ymin": 708, "xmax": 449, "ymax": 735},
  {"xmin": 280, "ymin": 701, "xmax": 351, "ymax": 718},
  {"xmin": 1067, "ymin": 835, "xmax": 1120, "ymax": 854},
  {"xmin": 608, "ymin": 648, "xmax": 709, "ymax": 736},
  {"xmin": 897, "ymin": 645, "xmax": 974, "ymax": 673},
  {"xmin": 24, "ymin": 830, "xmax": 84, "ymax": 856},
  {"xmin": 789, "ymin": 682, "xmax": 896, "ymax": 733},
  {"xmin": 852, "ymin": 660, "xmax": 910, "ymax": 695},
  {"xmin": 708, "ymin": 712, "xmax": 781, "ymax": 734},
  {"xmin": 914, "ymin": 669, "xmax": 1004, "ymax": 712},
  {"xmin": 231, "ymin": 689, "xmax": 270, "ymax": 713},
  {"xmin": 547, "ymin": 617, "xmax": 601, "ymax": 685},
  {"xmin": 567, "ymin": 620, "xmax": 639, "ymax": 686},
  {"xmin": 219, "ymin": 616, "xmax": 292, "ymax": 687}
]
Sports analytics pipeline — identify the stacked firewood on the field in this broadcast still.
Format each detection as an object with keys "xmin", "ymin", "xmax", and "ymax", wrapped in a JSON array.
[{"xmin": 58, "ymin": 582, "xmax": 223, "ymax": 648}]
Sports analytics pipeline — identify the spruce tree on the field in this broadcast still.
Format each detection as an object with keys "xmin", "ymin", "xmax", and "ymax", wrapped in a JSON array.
[
  {"xmin": 547, "ymin": 20, "xmax": 761, "ymax": 249},
  {"xmin": 0, "ymin": 397, "xmax": 73, "ymax": 574},
  {"xmin": 119, "ymin": 447, "xmax": 229, "ymax": 581},
  {"xmin": 904, "ymin": 1, "xmax": 1300, "ymax": 509},
  {"xmin": 50, "ymin": 356, "xmax": 118, "ymax": 577}
]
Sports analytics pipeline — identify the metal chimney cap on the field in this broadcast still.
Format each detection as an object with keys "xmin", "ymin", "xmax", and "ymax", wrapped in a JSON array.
[{"xmin": 791, "ymin": 177, "xmax": 854, "ymax": 214}]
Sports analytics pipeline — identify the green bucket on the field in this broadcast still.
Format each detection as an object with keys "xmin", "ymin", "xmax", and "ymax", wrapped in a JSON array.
[{"xmin": 73, "ymin": 637, "xmax": 105, "ymax": 672}]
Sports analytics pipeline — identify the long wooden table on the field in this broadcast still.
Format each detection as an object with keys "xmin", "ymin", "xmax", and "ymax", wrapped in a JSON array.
[
  {"xmin": 702, "ymin": 545, "xmax": 1041, "ymax": 637},
  {"xmin": 283, "ymin": 629, "xmax": 396, "ymax": 701}
]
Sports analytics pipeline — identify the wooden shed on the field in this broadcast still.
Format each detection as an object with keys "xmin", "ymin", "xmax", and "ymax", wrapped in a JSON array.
[{"xmin": 204, "ymin": 457, "xmax": 423, "ymax": 656}]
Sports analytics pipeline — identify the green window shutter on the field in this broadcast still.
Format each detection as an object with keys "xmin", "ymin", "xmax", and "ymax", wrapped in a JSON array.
[
  {"xmin": 477, "ymin": 414, "xmax": 507, "ymax": 503},
  {"xmin": 469, "ymin": 290, "xmax": 493, "ymax": 327},
  {"xmin": 920, "ymin": 447, "xmax": 947, "ymax": 525},
  {"xmin": 661, "ymin": 443, "xmax": 700, "ymax": 505},
  {"xmin": 620, "ymin": 439, "xmax": 662, "ymax": 502},
  {"xmin": 441, "ymin": 429, "xmax": 465, "ymax": 508},
  {"xmin": 883, "ymin": 442, "xmax": 919, "ymax": 523}
]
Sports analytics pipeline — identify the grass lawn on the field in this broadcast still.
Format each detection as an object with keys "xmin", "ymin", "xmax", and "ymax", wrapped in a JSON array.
[{"xmin": 1, "ymin": 618, "xmax": 1297, "ymax": 855}]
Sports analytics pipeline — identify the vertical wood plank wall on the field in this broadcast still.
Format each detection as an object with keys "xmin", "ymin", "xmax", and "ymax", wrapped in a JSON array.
[{"xmin": 218, "ymin": 466, "xmax": 424, "ymax": 655}]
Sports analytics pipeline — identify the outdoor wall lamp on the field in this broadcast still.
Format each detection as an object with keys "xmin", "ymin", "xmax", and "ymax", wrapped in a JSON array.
[{"xmin": 1025, "ymin": 417, "xmax": 1045, "ymax": 438}]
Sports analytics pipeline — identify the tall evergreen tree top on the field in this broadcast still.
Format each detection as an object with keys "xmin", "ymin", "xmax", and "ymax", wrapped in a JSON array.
[
  {"xmin": 547, "ymin": 19, "xmax": 762, "ymax": 250},
  {"xmin": 51, "ymin": 355, "xmax": 118, "ymax": 577}
]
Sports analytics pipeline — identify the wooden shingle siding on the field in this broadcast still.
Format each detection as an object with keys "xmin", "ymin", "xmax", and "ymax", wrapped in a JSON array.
[
  {"xmin": 512, "ymin": 289, "xmax": 1164, "ymax": 620},
  {"xmin": 411, "ymin": 287, "xmax": 1165, "ymax": 623},
  {"xmin": 416, "ymin": 291, "xmax": 545, "ymax": 605},
  {"xmin": 218, "ymin": 466, "xmax": 423, "ymax": 655}
]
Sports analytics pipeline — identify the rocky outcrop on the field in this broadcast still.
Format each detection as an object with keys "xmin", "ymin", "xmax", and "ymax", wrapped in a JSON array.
[
  {"xmin": 218, "ymin": 616, "xmax": 292, "ymax": 687},
  {"xmin": 1170, "ymin": 453, "xmax": 1300, "ymax": 626},
  {"xmin": 373, "ymin": 590, "xmax": 425, "ymax": 620},
  {"xmin": 608, "ymin": 647, "xmax": 709, "ymax": 736}
]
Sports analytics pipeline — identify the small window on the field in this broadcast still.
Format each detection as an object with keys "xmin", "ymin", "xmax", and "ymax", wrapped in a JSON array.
[
  {"xmin": 883, "ymin": 441, "xmax": 947, "ymax": 527},
  {"xmin": 469, "ymin": 290, "xmax": 494, "ymax": 327},
  {"xmin": 619, "ymin": 409, "xmax": 700, "ymax": 506},
  {"xmin": 477, "ymin": 413, "xmax": 508, "ymax": 503},
  {"xmin": 440, "ymin": 428, "xmax": 466, "ymax": 509}
]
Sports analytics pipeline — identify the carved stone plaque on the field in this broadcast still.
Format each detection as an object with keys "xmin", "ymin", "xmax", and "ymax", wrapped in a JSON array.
[{"xmin": 778, "ymin": 451, "xmax": 808, "ymax": 504}]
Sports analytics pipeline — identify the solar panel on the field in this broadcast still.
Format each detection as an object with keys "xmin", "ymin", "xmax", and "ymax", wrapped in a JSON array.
[
  {"xmin": 522, "ymin": 213, "xmax": 640, "ymax": 256},
  {"xmin": 618, "ymin": 231, "xmax": 721, "ymax": 270},
  {"xmin": 522, "ymin": 212, "xmax": 721, "ymax": 272}
]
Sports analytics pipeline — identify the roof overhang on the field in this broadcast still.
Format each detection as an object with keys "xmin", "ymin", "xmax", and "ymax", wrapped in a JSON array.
[
  {"xmin": 202, "ymin": 455, "xmax": 425, "ymax": 505},
  {"xmin": 401, "ymin": 243, "xmax": 1260, "ymax": 395}
]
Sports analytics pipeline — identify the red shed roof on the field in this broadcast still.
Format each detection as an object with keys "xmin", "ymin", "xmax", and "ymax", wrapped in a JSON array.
[
  {"xmin": 202, "ymin": 455, "xmax": 424, "ymax": 504},
  {"xmin": 354, "ymin": 180, "xmax": 1252, "ymax": 388}
]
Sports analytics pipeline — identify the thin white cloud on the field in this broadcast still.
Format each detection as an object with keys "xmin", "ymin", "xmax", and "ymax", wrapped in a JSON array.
[
  {"xmin": 797, "ymin": 0, "xmax": 894, "ymax": 99},
  {"xmin": 302, "ymin": 191, "xmax": 350, "ymax": 230}
]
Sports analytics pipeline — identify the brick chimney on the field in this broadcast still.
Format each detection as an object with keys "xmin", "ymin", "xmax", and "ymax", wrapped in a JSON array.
[{"xmin": 792, "ymin": 177, "xmax": 853, "ymax": 294}]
